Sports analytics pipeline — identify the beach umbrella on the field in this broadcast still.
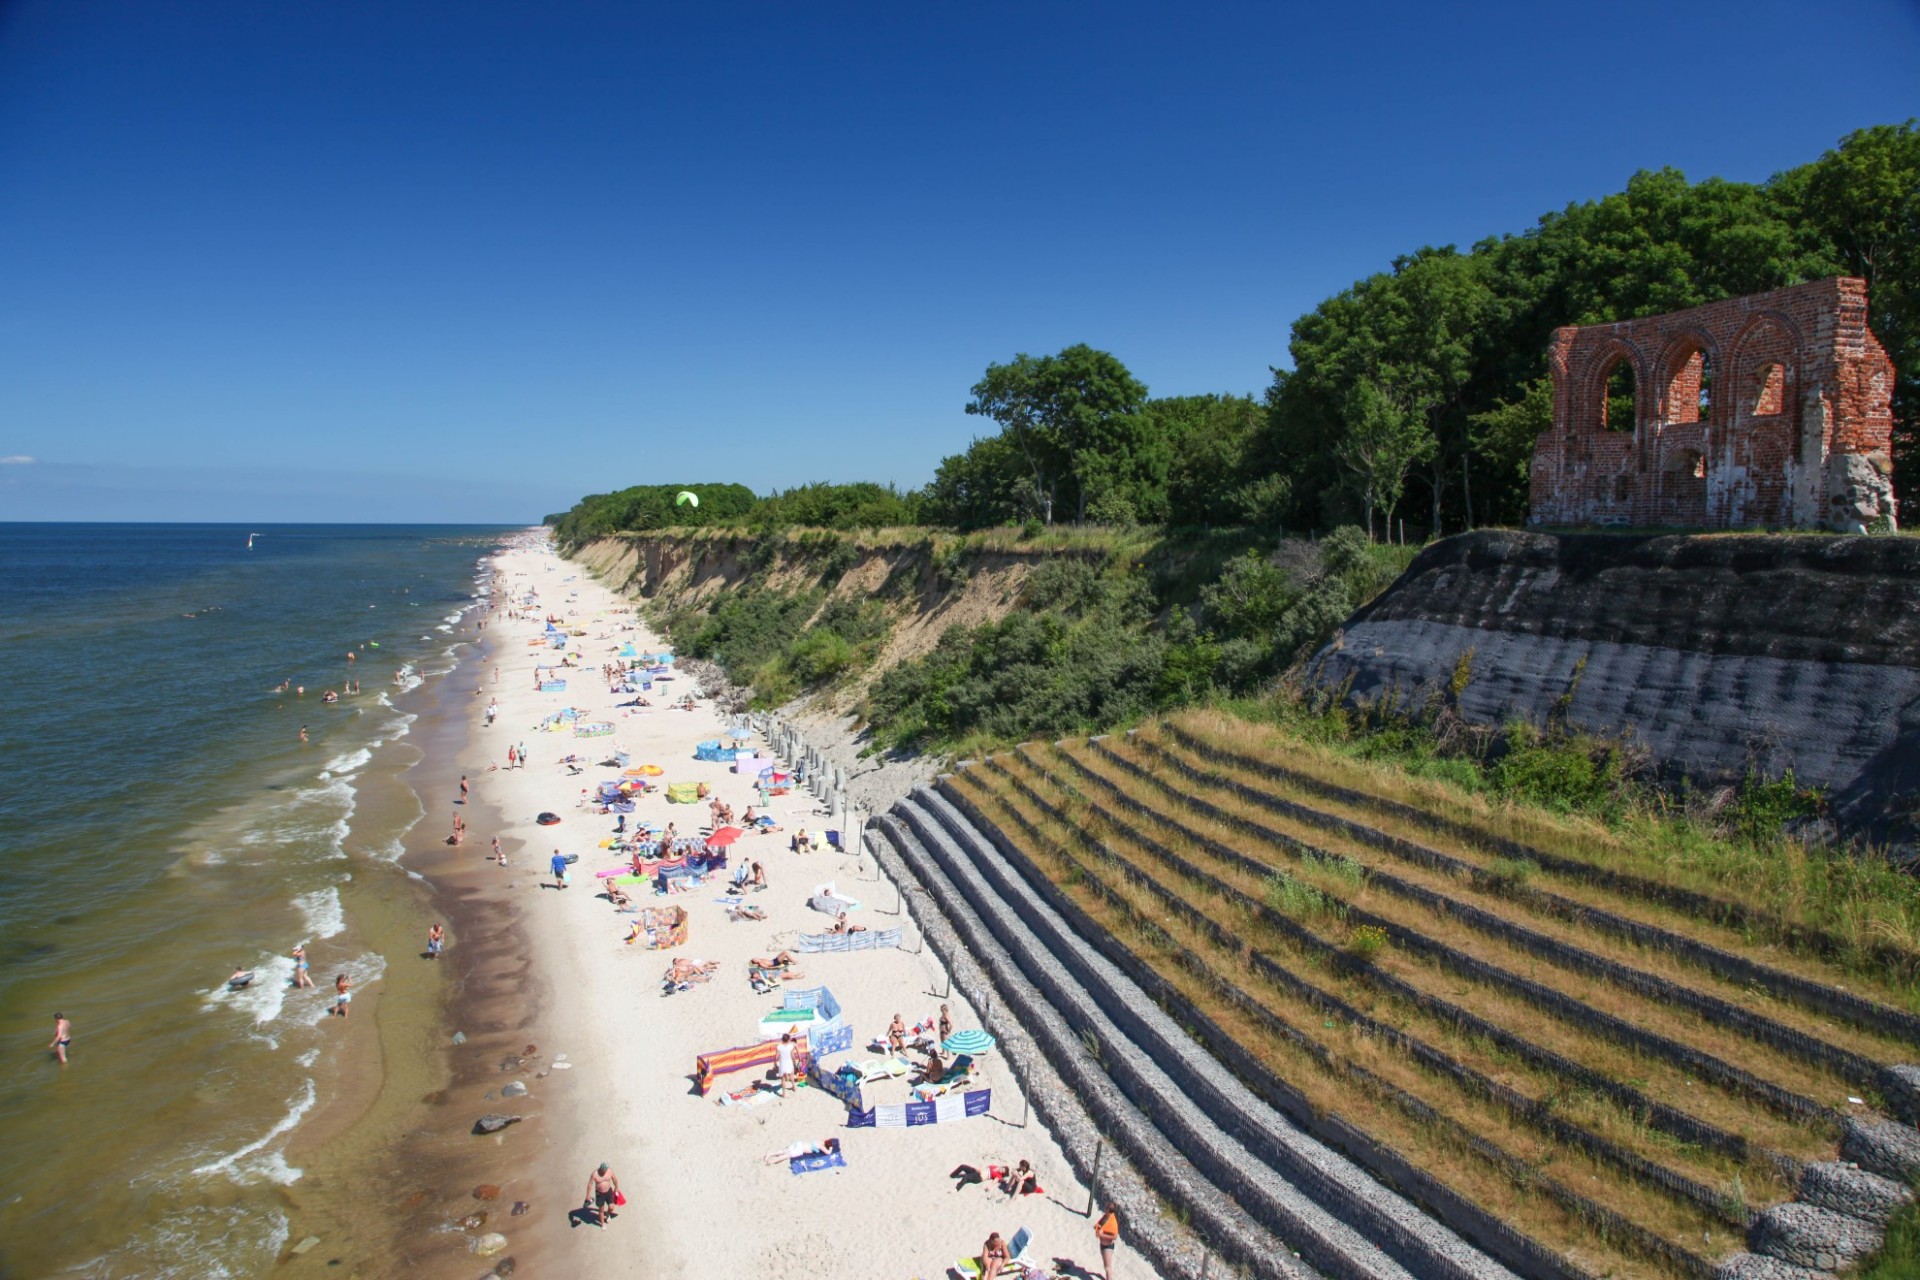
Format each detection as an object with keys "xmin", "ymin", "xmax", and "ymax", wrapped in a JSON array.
[
  {"xmin": 941, "ymin": 1029, "xmax": 995, "ymax": 1056},
  {"xmin": 638, "ymin": 764, "xmax": 664, "ymax": 777},
  {"xmin": 707, "ymin": 827, "xmax": 743, "ymax": 847}
]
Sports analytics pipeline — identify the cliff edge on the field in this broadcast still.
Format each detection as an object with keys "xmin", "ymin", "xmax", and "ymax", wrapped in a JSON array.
[{"xmin": 1309, "ymin": 531, "xmax": 1920, "ymax": 843}]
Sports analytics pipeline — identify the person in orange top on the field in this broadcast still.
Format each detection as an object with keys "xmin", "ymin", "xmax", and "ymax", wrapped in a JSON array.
[{"xmin": 1094, "ymin": 1202, "xmax": 1121, "ymax": 1280}]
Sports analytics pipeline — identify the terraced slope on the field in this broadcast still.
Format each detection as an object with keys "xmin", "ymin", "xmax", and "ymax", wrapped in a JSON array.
[{"xmin": 901, "ymin": 715, "xmax": 1920, "ymax": 1280}]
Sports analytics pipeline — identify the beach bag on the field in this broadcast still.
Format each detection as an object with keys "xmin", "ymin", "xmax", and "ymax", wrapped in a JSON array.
[{"xmin": 613, "ymin": 1190, "xmax": 627, "ymax": 1206}]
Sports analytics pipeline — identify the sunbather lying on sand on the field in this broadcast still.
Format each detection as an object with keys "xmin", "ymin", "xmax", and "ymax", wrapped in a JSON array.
[
  {"xmin": 762, "ymin": 1137, "xmax": 839, "ymax": 1165},
  {"xmin": 666, "ymin": 957, "xmax": 719, "ymax": 983},
  {"xmin": 750, "ymin": 951, "xmax": 797, "ymax": 970},
  {"xmin": 826, "ymin": 912, "xmax": 867, "ymax": 935},
  {"xmin": 605, "ymin": 884, "xmax": 633, "ymax": 909},
  {"xmin": 727, "ymin": 903, "xmax": 766, "ymax": 921}
]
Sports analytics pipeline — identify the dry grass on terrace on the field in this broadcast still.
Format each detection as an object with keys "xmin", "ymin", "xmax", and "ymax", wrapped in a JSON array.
[
  {"xmin": 1172, "ymin": 709, "xmax": 1920, "ymax": 992},
  {"xmin": 1008, "ymin": 749, "xmax": 1802, "ymax": 1201},
  {"xmin": 953, "ymin": 764, "xmax": 1729, "ymax": 1280},
  {"xmin": 1045, "ymin": 740, "xmax": 1866, "ymax": 1120},
  {"xmin": 1119, "ymin": 730, "xmax": 1920, "ymax": 1072},
  {"xmin": 1041, "ymin": 740, "xmax": 1840, "ymax": 1165}
]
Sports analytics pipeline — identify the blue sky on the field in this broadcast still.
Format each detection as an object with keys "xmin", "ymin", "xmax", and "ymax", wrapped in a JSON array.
[{"xmin": 2, "ymin": 1, "xmax": 1916, "ymax": 523}]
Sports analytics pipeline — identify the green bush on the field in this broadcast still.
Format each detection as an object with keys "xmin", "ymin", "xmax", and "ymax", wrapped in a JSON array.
[
  {"xmin": 1484, "ymin": 857, "xmax": 1539, "ymax": 892},
  {"xmin": 1490, "ymin": 740, "xmax": 1621, "ymax": 813},
  {"xmin": 1347, "ymin": 924, "xmax": 1388, "ymax": 963},
  {"xmin": 1729, "ymin": 769, "xmax": 1825, "ymax": 845},
  {"xmin": 1264, "ymin": 875, "xmax": 1344, "ymax": 922},
  {"xmin": 1859, "ymin": 1199, "xmax": 1920, "ymax": 1280}
]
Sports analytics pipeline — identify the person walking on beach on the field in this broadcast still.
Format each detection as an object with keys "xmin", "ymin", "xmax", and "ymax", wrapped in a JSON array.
[
  {"xmin": 776, "ymin": 1030, "xmax": 797, "ymax": 1094},
  {"xmin": 48, "ymin": 1012, "xmax": 71, "ymax": 1065},
  {"xmin": 491, "ymin": 836, "xmax": 503, "ymax": 864},
  {"xmin": 459, "ymin": 775, "xmax": 469, "ymax": 804},
  {"xmin": 550, "ymin": 850, "xmax": 569, "ymax": 889},
  {"xmin": 517, "ymin": 742, "xmax": 528, "ymax": 769},
  {"xmin": 506, "ymin": 745, "xmax": 517, "ymax": 769},
  {"xmin": 292, "ymin": 945, "xmax": 314, "ymax": 988},
  {"xmin": 1095, "ymin": 1202, "xmax": 1122, "ymax": 1280},
  {"xmin": 939, "ymin": 1003, "xmax": 954, "ymax": 1043},
  {"xmin": 583, "ymin": 1162, "xmax": 620, "ymax": 1228},
  {"xmin": 333, "ymin": 974, "xmax": 352, "ymax": 1017},
  {"xmin": 427, "ymin": 923, "xmax": 444, "ymax": 959}
]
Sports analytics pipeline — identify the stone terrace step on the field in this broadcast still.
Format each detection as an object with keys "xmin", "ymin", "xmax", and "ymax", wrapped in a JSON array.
[
  {"xmin": 894, "ymin": 784, "xmax": 1519, "ymax": 1280},
  {"xmin": 862, "ymin": 812, "xmax": 1315, "ymax": 1280}
]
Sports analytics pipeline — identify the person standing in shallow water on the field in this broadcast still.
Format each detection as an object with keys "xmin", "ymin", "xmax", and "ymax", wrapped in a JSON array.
[
  {"xmin": 49, "ymin": 1012, "xmax": 71, "ymax": 1064},
  {"xmin": 292, "ymin": 944, "xmax": 314, "ymax": 988},
  {"xmin": 333, "ymin": 973, "xmax": 352, "ymax": 1017},
  {"xmin": 427, "ymin": 923, "xmax": 444, "ymax": 959}
]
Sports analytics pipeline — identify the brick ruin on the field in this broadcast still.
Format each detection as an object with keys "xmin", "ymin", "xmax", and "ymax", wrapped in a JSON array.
[{"xmin": 1528, "ymin": 277, "xmax": 1897, "ymax": 531}]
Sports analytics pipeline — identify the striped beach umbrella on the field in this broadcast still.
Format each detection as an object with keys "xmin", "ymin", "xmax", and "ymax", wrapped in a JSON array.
[{"xmin": 941, "ymin": 1029, "xmax": 995, "ymax": 1056}]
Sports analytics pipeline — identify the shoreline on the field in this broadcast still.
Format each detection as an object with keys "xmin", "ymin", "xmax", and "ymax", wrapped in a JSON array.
[{"xmin": 270, "ymin": 569, "xmax": 504, "ymax": 1274}]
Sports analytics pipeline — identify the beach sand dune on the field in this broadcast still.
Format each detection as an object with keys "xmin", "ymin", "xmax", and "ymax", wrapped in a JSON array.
[{"xmin": 441, "ymin": 537, "xmax": 1129, "ymax": 1278}]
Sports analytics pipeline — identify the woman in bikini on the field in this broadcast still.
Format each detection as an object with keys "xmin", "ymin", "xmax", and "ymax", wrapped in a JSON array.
[{"xmin": 981, "ymin": 1231, "xmax": 1011, "ymax": 1280}]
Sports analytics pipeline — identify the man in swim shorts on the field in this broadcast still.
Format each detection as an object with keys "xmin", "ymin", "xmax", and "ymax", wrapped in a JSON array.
[
  {"xmin": 551, "ymin": 851, "xmax": 568, "ymax": 888},
  {"xmin": 49, "ymin": 1012, "xmax": 71, "ymax": 1065},
  {"xmin": 583, "ymin": 1162, "xmax": 620, "ymax": 1228}
]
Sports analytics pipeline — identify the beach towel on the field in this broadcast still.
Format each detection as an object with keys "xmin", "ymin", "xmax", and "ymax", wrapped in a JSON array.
[
  {"xmin": 806, "ymin": 884, "xmax": 861, "ymax": 915},
  {"xmin": 789, "ymin": 1148, "xmax": 846, "ymax": 1176}
]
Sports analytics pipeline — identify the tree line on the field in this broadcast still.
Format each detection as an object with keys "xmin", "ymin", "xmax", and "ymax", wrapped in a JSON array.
[{"xmin": 551, "ymin": 121, "xmax": 1917, "ymax": 544}]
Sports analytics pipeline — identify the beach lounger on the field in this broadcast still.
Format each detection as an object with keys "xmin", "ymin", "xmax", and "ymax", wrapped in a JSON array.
[
  {"xmin": 956, "ymin": 1226, "xmax": 1038, "ymax": 1278},
  {"xmin": 844, "ymin": 1056, "xmax": 908, "ymax": 1084}
]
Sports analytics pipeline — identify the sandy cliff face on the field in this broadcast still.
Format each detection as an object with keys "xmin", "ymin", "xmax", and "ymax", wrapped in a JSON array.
[
  {"xmin": 570, "ymin": 532, "xmax": 1050, "ymax": 704},
  {"xmin": 1309, "ymin": 531, "xmax": 1920, "ymax": 842}
]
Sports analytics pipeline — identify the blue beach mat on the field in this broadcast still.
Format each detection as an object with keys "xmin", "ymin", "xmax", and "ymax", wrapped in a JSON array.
[{"xmin": 789, "ymin": 1148, "xmax": 847, "ymax": 1176}]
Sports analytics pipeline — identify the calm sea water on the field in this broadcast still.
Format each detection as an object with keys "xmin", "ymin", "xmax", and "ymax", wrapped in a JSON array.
[{"xmin": 0, "ymin": 523, "xmax": 514, "ymax": 1278}]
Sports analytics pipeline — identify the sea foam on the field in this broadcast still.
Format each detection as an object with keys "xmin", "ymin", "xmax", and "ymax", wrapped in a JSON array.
[
  {"xmin": 293, "ymin": 886, "xmax": 345, "ymax": 939},
  {"xmin": 191, "ymin": 1078, "xmax": 314, "ymax": 1185}
]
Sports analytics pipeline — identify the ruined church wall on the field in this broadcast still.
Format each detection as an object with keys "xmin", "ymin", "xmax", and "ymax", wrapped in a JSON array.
[{"xmin": 1528, "ymin": 278, "xmax": 1896, "ymax": 532}]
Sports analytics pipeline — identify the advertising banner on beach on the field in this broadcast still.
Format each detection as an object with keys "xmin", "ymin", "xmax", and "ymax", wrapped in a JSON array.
[{"xmin": 846, "ymin": 1088, "xmax": 990, "ymax": 1128}]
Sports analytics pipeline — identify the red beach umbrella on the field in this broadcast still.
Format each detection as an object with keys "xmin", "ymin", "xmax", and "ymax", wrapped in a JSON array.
[{"xmin": 707, "ymin": 827, "xmax": 743, "ymax": 848}]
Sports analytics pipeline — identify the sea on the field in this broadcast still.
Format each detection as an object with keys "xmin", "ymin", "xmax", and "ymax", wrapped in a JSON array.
[{"xmin": 0, "ymin": 523, "xmax": 516, "ymax": 1278}]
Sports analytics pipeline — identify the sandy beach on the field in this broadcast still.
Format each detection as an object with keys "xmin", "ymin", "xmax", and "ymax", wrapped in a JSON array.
[{"xmin": 407, "ymin": 532, "xmax": 1125, "ymax": 1279}]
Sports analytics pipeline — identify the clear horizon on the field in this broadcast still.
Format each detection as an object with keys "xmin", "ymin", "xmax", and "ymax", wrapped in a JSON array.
[{"xmin": 3, "ymin": 0, "xmax": 1917, "ymax": 523}]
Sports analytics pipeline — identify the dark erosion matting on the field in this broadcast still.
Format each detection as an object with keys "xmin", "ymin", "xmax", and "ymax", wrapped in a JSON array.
[{"xmin": 1306, "ymin": 531, "xmax": 1920, "ymax": 843}]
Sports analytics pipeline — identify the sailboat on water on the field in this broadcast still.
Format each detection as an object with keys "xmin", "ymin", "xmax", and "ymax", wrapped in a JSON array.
[{"xmin": 247, "ymin": 532, "xmax": 259, "ymax": 549}]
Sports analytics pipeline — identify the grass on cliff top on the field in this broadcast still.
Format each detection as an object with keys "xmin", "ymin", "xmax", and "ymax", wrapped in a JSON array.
[{"xmin": 1183, "ymin": 701, "xmax": 1920, "ymax": 995}]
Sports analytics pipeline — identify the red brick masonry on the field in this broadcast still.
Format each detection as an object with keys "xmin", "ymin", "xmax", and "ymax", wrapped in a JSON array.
[{"xmin": 1529, "ymin": 278, "xmax": 1897, "ymax": 531}]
